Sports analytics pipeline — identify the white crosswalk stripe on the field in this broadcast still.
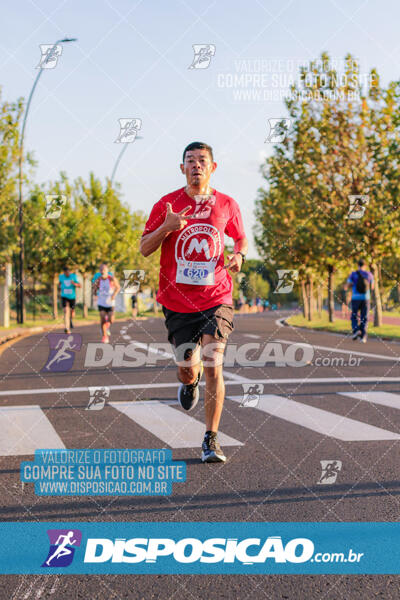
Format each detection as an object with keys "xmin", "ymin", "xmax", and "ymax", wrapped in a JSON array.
[
  {"xmin": 110, "ymin": 400, "xmax": 243, "ymax": 449},
  {"xmin": 339, "ymin": 391, "xmax": 400, "ymax": 410},
  {"xmin": 0, "ymin": 405, "xmax": 65, "ymax": 456},
  {"xmin": 228, "ymin": 394, "xmax": 400, "ymax": 441},
  {"xmin": 3, "ymin": 390, "xmax": 400, "ymax": 457}
]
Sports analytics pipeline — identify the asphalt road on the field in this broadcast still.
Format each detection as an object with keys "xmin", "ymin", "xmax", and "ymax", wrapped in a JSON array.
[{"xmin": 1, "ymin": 310, "xmax": 400, "ymax": 599}]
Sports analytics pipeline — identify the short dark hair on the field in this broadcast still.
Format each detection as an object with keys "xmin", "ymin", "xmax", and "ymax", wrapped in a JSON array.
[
  {"xmin": 358, "ymin": 259, "xmax": 365, "ymax": 267},
  {"xmin": 63, "ymin": 265, "xmax": 70, "ymax": 271},
  {"xmin": 182, "ymin": 142, "xmax": 213, "ymax": 162}
]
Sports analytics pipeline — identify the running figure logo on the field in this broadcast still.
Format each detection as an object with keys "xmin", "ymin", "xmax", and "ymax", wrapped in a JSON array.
[
  {"xmin": 37, "ymin": 44, "xmax": 63, "ymax": 69},
  {"xmin": 42, "ymin": 529, "xmax": 82, "ymax": 567},
  {"xmin": 115, "ymin": 118, "xmax": 142, "ymax": 144},
  {"xmin": 44, "ymin": 194, "xmax": 67, "ymax": 219},
  {"xmin": 188, "ymin": 195, "xmax": 216, "ymax": 220},
  {"xmin": 348, "ymin": 195, "xmax": 369, "ymax": 219},
  {"xmin": 317, "ymin": 460, "xmax": 342, "ymax": 485},
  {"xmin": 188, "ymin": 44, "xmax": 216, "ymax": 69},
  {"xmin": 265, "ymin": 118, "xmax": 292, "ymax": 143},
  {"xmin": 240, "ymin": 383, "xmax": 264, "ymax": 407},
  {"xmin": 86, "ymin": 386, "xmax": 110, "ymax": 410},
  {"xmin": 42, "ymin": 333, "xmax": 82, "ymax": 372},
  {"xmin": 122, "ymin": 269, "xmax": 145, "ymax": 294},
  {"xmin": 274, "ymin": 270, "xmax": 298, "ymax": 294}
]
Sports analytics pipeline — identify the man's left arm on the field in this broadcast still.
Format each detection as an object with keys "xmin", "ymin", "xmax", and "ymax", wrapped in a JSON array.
[
  {"xmin": 224, "ymin": 198, "xmax": 248, "ymax": 273},
  {"xmin": 225, "ymin": 238, "xmax": 248, "ymax": 273}
]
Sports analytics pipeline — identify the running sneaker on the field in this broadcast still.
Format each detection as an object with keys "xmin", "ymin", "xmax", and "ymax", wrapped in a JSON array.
[
  {"xmin": 201, "ymin": 432, "xmax": 226, "ymax": 463},
  {"xmin": 177, "ymin": 362, "xmax": 203, "ymax": 411},
  {"xmin": 101, "ymin": 334, "xmax": 109, "ymax": 344},
  {"xmin": 64, "ymin": 328, "xmax": 70, "ymax": 334},
  {"xmin": 360, "ymin": 335, "xmax": 367, "ymax": 344},
  {"xmin": 352, "ymin": 330, "xmax": 361, "ymax": 340}
]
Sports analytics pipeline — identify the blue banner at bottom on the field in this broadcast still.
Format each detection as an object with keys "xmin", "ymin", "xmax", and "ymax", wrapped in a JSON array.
[{"xmin": 0, "ymin": 522, "xmax": 399, "ymax": 574}]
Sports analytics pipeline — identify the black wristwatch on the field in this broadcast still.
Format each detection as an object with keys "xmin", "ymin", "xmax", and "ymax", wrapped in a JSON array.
[{"xmin": 236, "ymin": 251, "xmax": 246, "ymax": 262}]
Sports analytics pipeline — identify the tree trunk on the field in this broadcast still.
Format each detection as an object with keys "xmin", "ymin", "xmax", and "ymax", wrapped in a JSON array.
[
  {"xmin": 152, "ymin": 288, "xmax": 158, "ymax": 314},
  {"xmin": 301, "ymin": 279, "xmax": 309, "ymax": 319},
  {"xmin": 52, "ymin": 273, "xmax": 58, "ymax": 320},
  {"xmin": 372, "ymin": 263, "xmax": 382, "ymax": 327},
  {"xmin": 83, "ymin": 274, "xmax": 88, "ymax": 318},
  {"xmin": 307, "ymin": 276, "xmax": 314, "ymax": 321},
  {"xmin": 32, "ymin": 278, "xmax": 36, "ymax": 321},
  {"xmin": 317, "ymin": 284, "xmax": 323, "ymax": 316},
  {"xmin": 0, "ymin": 263, "xmax": 11, "ymax": 327},
  {"xmin": 327, "ymin": 265, "xmax": 335, "ymax": 322}
]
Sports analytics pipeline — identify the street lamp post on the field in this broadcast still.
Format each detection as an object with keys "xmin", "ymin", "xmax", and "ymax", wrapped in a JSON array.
[{"xmin": 16, "ymin": 37, "xmax": 77, "ymax": 324}]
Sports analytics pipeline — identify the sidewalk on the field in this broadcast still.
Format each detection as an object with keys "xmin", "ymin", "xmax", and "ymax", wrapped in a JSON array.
[
  {"xmin": 0, "ymin": 314, "xmax": 152, "ymax": 345},
  {"xmin": 0, "ymin": 326, "xmax": 48, "ymax": 344},
  {"xmin": 0, "ymin": 319, "xmax": 96, "ymax": 345}
]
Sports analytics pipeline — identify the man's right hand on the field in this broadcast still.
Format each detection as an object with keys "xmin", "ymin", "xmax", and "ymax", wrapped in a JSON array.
[{"xmin": 163, "ymin": 202, "xmax": 192, "ymax": 232}]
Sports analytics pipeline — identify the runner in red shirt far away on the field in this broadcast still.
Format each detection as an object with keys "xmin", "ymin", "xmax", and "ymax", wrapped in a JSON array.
[{"xmin": 140, "ymin": 141, "xmax": 248, "ymax": 463}]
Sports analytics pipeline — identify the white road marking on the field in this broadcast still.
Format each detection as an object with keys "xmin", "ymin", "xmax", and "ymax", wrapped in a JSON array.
[
  {"xmin": 131, "ymin": 341, "xmax": 173, "ymax": 358},
  {"xmin": 0, "ymin": 405, "xmax": 65, "ymax": 456},
  {"xmin": 275, "ymin": 318, "xmax": 286, "ymax": 327},
  {"xmin": 4, "ymin": 377, "xmax": 400, "ymax": 396},
  {"xmin": 223, "ymin": 371, "xmax": 253, "ymax": 383},
  {"xmin": 110, "ymin": 400, "xmax": 243, "ymax": 448},
  {"xmin": 276, "ymin": 339, "xmax": 400, "ymax": 361},
  {"xmin": 243, "ymin": 334, "xmax": 261, "ymax": 339},
  {"xmin": 339, "ymin": 391, "xmax": 400, "ymax": 411},
  {"xmin": 228, "ymin": 394, "xmax": 400, "ymax": 441}
]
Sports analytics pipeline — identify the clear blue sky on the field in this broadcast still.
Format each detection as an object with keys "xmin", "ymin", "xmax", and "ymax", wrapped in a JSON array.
[{"xmin": 1, "ymin": 0, "xmax": 400, "ymax": 257}]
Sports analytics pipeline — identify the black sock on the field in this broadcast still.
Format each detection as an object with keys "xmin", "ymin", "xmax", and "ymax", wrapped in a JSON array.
[{"xmin": 205, "ymin": 430, "xmax": 217, "ymax": 437}]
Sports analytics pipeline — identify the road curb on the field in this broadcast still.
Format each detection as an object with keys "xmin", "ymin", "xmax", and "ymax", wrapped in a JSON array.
[
  {"xmin": 285, "ymin": 319, "xmax": 400, "ymax": 343},
  {"xmin": 0, "ymin": 314, "xmax": 154, "ymax": 354}
]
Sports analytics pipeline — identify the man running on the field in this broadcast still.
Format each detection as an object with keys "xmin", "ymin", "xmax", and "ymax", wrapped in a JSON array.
[
  {"xmin": 140, "ymin": 141, "xmax": 248, "ymax": 463},
  {"xmin": 59, "ymin": 266, "xmax": 81, "ymax": 334},
  {"xmin": 92, "ymin": 263, "xmax": 120, "ymax": 343},
  {"xmin": 344, "ymin": 259, "xmax": 374, "ymax": 343}
]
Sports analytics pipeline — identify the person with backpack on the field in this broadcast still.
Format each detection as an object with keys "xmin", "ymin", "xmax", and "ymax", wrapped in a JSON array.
[{"xmin": 344, "ymin": 259, "xmax": 374, "ymax": 343}]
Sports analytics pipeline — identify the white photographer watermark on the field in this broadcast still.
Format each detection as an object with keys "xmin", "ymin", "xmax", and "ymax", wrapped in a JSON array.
[
  {"xmin": 189, "ymin": 44, "xmax": 216, "ymax": 69},
  {"xmin": 216, "ymin": 56, "xmax": 377, "ymax": 103},
  {"xmin": 274, "ymin": 269, "xmax": 298, "ymax": 293},
  {"xmin": 265, "ymin": 119, "xmax": 292, "ymax": 143},
  {"xmin": 37, "ymin": 44, "xmax": 63, "ymax": 69},
  {"xmin": 86, "ymin": 387, "xmax": 110, "ymax": 411},
  {"xmin": 115, "ymin": 118, "xmax": 142, "ymax": 144},
  {"xmin": 121, "ymin": 270, "xmax": 145, "ymax": 294},
  {"xmin": 348, "ymin": 195, "xmax": 369, "ymax": 219},
  {"xmin": 82, "ymin": 341, "xmax": 362, "ymax": 369},
  {"xmin": 240, "ymin": 383, "xmax": 264, "ymax": 407},
  {"xmin": 317, "ymin": 460, "xmax": 342, "ymax": 485},
  {"xmin": 44, "ymin": 195, "xmax": 67, "ymax": 219}
]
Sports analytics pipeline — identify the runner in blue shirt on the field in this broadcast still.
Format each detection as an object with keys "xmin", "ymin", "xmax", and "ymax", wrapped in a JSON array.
[
  {"xmin": 344, "ymin": 259, "xmax": 374, "ymax": 343},
  {"xmin": 59, "ymin": 266, "xmax": 81, "ymax": 333}
]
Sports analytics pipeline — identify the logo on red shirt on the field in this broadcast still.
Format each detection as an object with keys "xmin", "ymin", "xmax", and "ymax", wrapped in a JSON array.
[{"xmin": 175, "ymin": 224, "xmax": 221, "ymax": 285}]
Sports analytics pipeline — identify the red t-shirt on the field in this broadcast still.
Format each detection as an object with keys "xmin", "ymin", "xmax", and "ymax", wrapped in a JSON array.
[{"xmin": 142, "ymin": 187, "xmax": 246, "ymax": 313}]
